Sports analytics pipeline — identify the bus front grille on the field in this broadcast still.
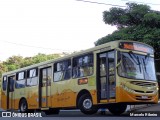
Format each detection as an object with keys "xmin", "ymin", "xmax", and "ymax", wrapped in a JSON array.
[
  {"xmin": 130, "ymin": 81, "xmax": 156, "ymax": 87},
  {"xmin": 134, "ymin": 90, "xmax": 154, "ymax": 93}
]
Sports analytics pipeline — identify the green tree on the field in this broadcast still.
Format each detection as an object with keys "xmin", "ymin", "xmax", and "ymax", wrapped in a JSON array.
[
  {"xmin": 0, "ymin": 62, "xmax": 7, "ymax": 79},
  {"xmin": 3, "ymin": 55, "xmax": 23, "ymax": 71},
  {"xmin": 2, "ymin": 53, "xmax": 61, "ymax": 72},
  {"xmin": 27, "ymin": 53, "xmax": 61, "ymax": 65},
  {"xmin": 95, "ymin": 3, "xmax": 160, "ymax": 60},
  {"xmin": 1, "ymin": 53, "xmax": 61, "ymax": 75},
  {"xmin": 0, "ymin": 62, "xmax": 7, "ymax": 88},
  {"xmin": 95, "ymin": 3, "xmax": 160, "ymax": 71},
  {"xmin": 0, "ymin": 53, "xmax": 61, "ymax": 91}
]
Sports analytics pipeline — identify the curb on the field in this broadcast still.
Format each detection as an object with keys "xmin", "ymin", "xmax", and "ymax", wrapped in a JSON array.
[
  {"xmin": 127, "ymin": 104, "xmax": 151, "ymax": 111},
  {"xmin": 127, "ymin": 100, "xmax": 160, "ymax": 112}
]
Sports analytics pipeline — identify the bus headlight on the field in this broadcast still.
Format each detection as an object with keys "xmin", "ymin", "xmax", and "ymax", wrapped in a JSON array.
[{"xmin": 122, "ymin": 85, "xmax": 134, "ymax": 93}]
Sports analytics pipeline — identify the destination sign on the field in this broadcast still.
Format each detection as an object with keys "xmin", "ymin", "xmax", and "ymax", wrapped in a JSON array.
[{"xmin": 119, "ymin": 42, "xmax": 154, "ymax": 54}]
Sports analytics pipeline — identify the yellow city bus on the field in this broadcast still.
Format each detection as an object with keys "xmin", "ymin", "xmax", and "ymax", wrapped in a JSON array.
[{"xmin": 1, "ymin": 40, "xmax": 159, "ymax": 115}]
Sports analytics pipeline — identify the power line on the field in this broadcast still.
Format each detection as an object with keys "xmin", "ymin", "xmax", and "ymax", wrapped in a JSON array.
[
  {"xmin": 0, "ymin": 40, "xmax": 73, "ymax": 52},
  {"xmin": 121, "ymin": 0, "xmax": 160, "ymax": 6},
  {"xmin": 76, "ymin": 0, "xmax": 126, "ymax": 7}
]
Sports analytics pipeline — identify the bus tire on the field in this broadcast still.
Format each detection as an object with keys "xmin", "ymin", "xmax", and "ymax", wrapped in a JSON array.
[
  {"xmin": 19, "ymin": 99, "xmax": 28, "ymax": 113},
  {"xmin": 78, "ymin": 94, "xmax": 98, "ymax": 115},
  {"xmin": 108, "ymin": 104, "xmax": 127, "ymax": 115},
  {"xmin": 45, "ymin": 108, "xmax": 60, "ymax": 115}
]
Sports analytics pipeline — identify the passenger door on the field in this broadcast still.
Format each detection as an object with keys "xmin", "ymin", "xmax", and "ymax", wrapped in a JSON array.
[
  {"xmin": 39, "ymin": 67, "xmax": 52, "ymax": 108},
  {"xmin": 97, "ymin": 51, "xmax": 116, "ymax": 102},
  {"xmin": 1, "ymin": 76, "xmax": 7, "ymax": 110},
  {"xmin": 7, "ymin": 75, "xmax": 15, "ymax": 110}
]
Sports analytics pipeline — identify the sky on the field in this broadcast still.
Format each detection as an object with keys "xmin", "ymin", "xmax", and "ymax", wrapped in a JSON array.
[{"xmin": 0, "ymin": 0, "xmax": 160, "ymax": 61}]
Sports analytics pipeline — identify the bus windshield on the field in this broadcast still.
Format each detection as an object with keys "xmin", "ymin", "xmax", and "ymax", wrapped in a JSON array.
[{"xmin": 118, "ymin": 52, "xmax": 156, "ymax": 81}]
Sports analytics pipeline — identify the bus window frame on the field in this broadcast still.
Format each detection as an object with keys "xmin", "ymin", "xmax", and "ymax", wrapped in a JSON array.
[
  {"xmin": 2, "ymin": 76, "xmax": 7, "ymax": 91},
  {"xmin": 17, "ymin": 71, "xmax": 26, "ymax": 80},
  {"xmin": 117, "ymin": 51, "xmax": 156, "ymax": 81},
  {"xmin": 26, "ymin": 67, "xmax": 38, "ymax": 87},
  {"xmin": 27, "ymin": 68, "xmax": 38, "ymax": 78},
  {"xmin": 72, "ymin": 53, "xmax": 94, "ymax": 79},
  {"xmin": 53, "ymin": 59, "xmax": 72, "ymax": 82},
  {"xmin": 15, "ymin": 71, "xmax": 26, "ymax": 89},
  {"xmin": 8, "ymin": 75, "xmax": 16, "ymax": 92}
]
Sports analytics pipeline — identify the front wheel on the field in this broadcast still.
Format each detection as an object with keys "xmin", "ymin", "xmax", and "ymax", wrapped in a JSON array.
[
  {"xmin": 108, "ymin": 104, "xmax": 127, "ymax": 115},
  {"xmin": 78, "ymin": 94, "xmax": 98, "ymax": 115}
]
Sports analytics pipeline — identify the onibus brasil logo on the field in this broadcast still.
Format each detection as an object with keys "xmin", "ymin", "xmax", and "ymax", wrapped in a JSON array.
[{"xmin": 2, "ymin": 112, "xmax": 42, "ymax": 117}]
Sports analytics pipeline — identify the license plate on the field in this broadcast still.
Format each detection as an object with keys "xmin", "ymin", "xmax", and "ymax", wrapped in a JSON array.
[{"xmin": 141, "ymin": 96, "xmax": 148, "ymax": 99}]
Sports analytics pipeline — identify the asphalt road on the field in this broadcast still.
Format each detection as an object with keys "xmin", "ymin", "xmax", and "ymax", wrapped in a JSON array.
[
  {"xmin": 1, "ymin": 103, "xmax": 160, "ymax": 120},
  {"xmin": 136, "ymin": 104, "xmax": 160, "ymax": 112}
]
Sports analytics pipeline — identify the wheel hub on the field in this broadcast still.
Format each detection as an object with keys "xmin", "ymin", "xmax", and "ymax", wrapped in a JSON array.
[
  {"xmin": 83, "ymin": 99, "xmax": 92, "ymax": 109},
  {"xmin": 21, "ymin": 103, "xmax": 26, "ymax": 112}
]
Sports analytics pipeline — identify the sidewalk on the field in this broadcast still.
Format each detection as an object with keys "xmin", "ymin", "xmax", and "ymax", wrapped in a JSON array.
[
  {"xmin": 127, "ymin": 104, "xmax": 151, "ymax": 111},
  {"xmin": 126, "ymin": 100, "xmax": 160, "ymax": 111}
]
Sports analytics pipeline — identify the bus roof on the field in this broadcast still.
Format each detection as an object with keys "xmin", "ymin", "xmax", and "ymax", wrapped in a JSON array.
[{"xmin": 2, "ymin": 40, "xmax": 153, "ymax": 76}]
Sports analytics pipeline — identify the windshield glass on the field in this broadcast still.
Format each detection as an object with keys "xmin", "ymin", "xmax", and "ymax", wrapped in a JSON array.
[{"xmin": 118, "ymin": 52, "xmax": 156, "ymax": 81}]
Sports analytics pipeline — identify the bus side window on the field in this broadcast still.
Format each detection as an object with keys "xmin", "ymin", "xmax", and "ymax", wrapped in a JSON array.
[
  {"xmin": 54, "ymin": 59, "xmax": 71, "ymax": 81},
  {"xmin": 54, "ymin": 62, "xmax": 63, "ymax": 81},
  {"xmin": 9, "ymin": 76, "xmax": 15, "ymax": 92},
  {"xmin": 26, "ymin": 68, "xmax": 38, "ymax": 86},
  {"xmin": 63, "ymin": 60, "xmax": 71, "ymax": 80},
  {"xmin": 83, "ymin": 55, "xmax": 93, "ymax": 76},
  {"xmin": 73, "ymin": 58, "xmax": 80, "ymax": 78},
  {"xmin": 15, "ymin": 72, "xmax": 25, "ymax": 89},
  {"xmin": 73, "ymin": 54, "xmax": 93, "ymax": 78},
  {"xmin": 2, "ymin": 76, "xmax": 7, "ymax": 91}
]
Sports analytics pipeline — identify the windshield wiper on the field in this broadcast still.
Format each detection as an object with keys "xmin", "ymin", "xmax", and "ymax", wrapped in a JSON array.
[
  {"xmin": 144, "ymin": 53, "xmax": 150, "ymax": 65},
  {"xmin": 128, "ymin": 51, "xmax": 138, "ymax": 64},
  {"xmin": 142, "ymin": 56, "xmax": 151, "ymax": 80},
  {"xmin": 128, "ymin": 51, "xmax": 142, "ymax": 73},
  {"xmin": 143, "ymin": 53, "xmax": 150, "ymax": 72}
]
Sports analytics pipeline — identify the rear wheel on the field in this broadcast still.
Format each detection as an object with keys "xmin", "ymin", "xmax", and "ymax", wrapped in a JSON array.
[
  {"xmin": 78, "ymin": 94, "xmax": 98, "ymax": 115},
  {"xmin": 19, "ymin": 99, "xmax": 28, "ymax": 113},
  {"xmin": 45, "ymin": 108, "xmax": 60, "ymax": 115},
  {"xmin": 108, "ymin": 104, "xmax": 127, "ymax": 115}
]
